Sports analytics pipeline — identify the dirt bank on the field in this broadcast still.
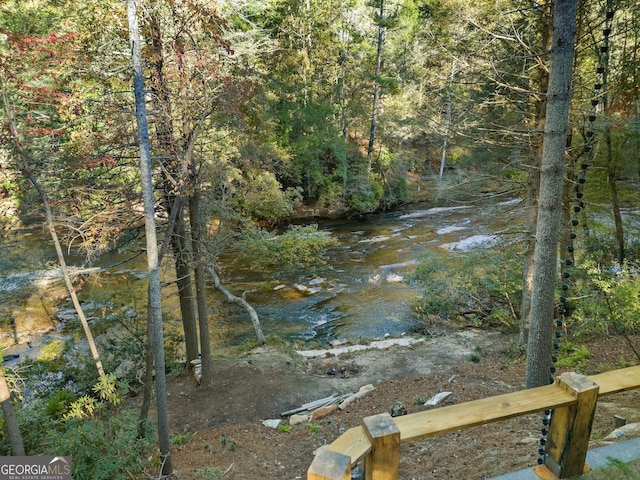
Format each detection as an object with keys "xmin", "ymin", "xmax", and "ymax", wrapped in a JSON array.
[{"xmin": 166, "ymin": 330, "xmax": 640, "ymax": 479}]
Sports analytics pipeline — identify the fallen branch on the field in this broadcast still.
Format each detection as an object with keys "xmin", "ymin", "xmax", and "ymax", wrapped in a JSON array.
[{"xmin": 206, "ymin": 266, "xmax": 265, "ymax": 344}]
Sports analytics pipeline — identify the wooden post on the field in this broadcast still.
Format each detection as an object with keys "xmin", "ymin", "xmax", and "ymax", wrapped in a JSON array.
[
  {"xmin": 307, "ymin": 448, "xmax": 352, "ymax": 480},
  {"xmin": 544, "ymin": 372, "xmax": 599, "ymax": 478},
  {"xmin": 362, "ymin": 413, "xmax": 400, "ymax": 480}
]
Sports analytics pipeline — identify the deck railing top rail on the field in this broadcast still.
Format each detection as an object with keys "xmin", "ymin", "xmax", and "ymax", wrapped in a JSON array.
[{"xmin": 308, "ymin": 365, "xmax": 640, "ymax": 480}]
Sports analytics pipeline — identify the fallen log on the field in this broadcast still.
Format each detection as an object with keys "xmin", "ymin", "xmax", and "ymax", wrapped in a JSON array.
[{"xmin": 206, "ymin": 266, "xmax": 265, "ymax": 344}]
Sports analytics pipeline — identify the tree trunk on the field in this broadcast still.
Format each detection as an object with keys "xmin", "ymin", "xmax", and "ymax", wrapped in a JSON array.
[
  {"xmin": 188, "ymin": 176, "xmax": 214, "ymax": 388},
  {"xmin": 520, "ymin": 3, "xmax": 553, "ymax": 345},
  {"xmin": 0, "ymin": 79, "xmax": 104, "ymax": 377},
  {"xmin": 525, "ymin": 0, "xmax": 578, "ymax": 389},
  {"xmin": 0, "ymin": 367, "xmax": 24, "ymax": 455},
  {"xmin": 439, "ymin": 59, "xmax": 456, "ymax": 180},
  {"xmin": 147, "ymin": 13, "xmax": 200, "ymax": 366},
  {"xmin": 126, "ymin": 1, "xmax": 172, "ymax": 475},
  {"xmin": 206, "ymin": 266, "xmax": 265, "ymax": 344},
  {"xmin": 138, "ymin": 300, "xmax": 154, "ymax": 437},
  {"xmin": 172, "ymin": 219, "xmax": 200, "ymax": 361},
  {"xmin": 339, "ymin": 48, "xmax": 349, "ymax": 196},
  {"xmin": 600, "ymin": 10, "xmax": 625, "ymax": 265},
  {"xmin": 367, "ymin": 0, "xmax": 385, "ymax": 172}
]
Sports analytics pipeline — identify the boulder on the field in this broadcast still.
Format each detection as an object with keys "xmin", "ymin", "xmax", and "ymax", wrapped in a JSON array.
[
  {"xmin": 311, "ymin": 404, "xmax": 338, "ymax": 421},
  {"xmin": 289, "ymin": 414, "xmax": 310, "ymax": 426},
  {"xmin": 604, "ymin": 422, "xmax": 640, "ymax": 440},
  {"xmin": 262, "ymin": 419, "xmax": 281, "ymax": 429}
]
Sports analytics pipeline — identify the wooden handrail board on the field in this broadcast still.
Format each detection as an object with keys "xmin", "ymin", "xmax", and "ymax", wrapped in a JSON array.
[
  {"xmin": 327, "ymin": 426, "xmax": 372, "ymax": 464},
  {"xmin": 394, "ymin": 383, "xmax": 576, "ymax": 442},
  {"xmin": 590, "ymin": 365, "xmax": 640, "ymax": 396},
  {"xmin": 310, "ymin": 366, "xmax": 640, "ymax": 479}
]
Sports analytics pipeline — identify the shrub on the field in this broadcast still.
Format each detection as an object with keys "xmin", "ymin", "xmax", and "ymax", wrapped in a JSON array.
[
  {"xmin": 47, "ymin": 408, "xmax": 154, "ymax": 480},
  {"xmin": 569, "ymin": 261, "xmax": 640, "ymax": 339},
  {"xmin": 410, "ymin": 244, "xmax": 522, "ymax": 330},
  {"xmin": 235, "ymin": 172, "xmax": 302, "ymax": 223},
  {"xmin": 45, "ymin": 391, "xmax": 77, "ymax": 420},
  {"xmin": 237, "ymin": 224, "xmax": 337, "ymax": 274},
  {"xmin": 556, "ymin": 344, "xmax": 591, "ymax": 369}
]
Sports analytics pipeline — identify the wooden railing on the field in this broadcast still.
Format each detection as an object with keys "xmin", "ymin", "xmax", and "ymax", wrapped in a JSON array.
[{"xmin": 307, "ymin": 365, "xmax": 640, "ymax": 480}]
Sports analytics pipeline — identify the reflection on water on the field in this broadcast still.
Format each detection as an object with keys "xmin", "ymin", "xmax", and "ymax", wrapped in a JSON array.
[{"xmin": 0, "ymin": 201, "xmax": 521, "ymax": 349}]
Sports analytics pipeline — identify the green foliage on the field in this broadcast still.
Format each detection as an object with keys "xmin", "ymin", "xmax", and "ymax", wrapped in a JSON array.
[
  {"xmin": 36, "ymin": 339, "xmax": 66, "ymax": 365},
  {"xmin": 163, "ymin": 329, "xmax": 187, "ymax": 376},
  {"xmin": 346, "ymin": 176, "xmax": 385, "ymax": 214},
  {"xmin": 171, "ymin": 432, "xmax": 194, "ymax": 446},
  {"xmin": 234, "ymin": 172, "xmax": 303, "ymax": 223},
  {"xmin": 277, "ymin": 424, "xmax": 291, "ymax": 433},
  {"xmin": 410, "ymin": 244, "xmax": 522, "ymax": 330},
  {"xmin": 64, "ymin": 395, "xmax": 101, "ymax": 420},
  {"xmin": 570, "ymin": 261, "xmax": 640, "ymax": 338},
  {"xmin": 567, "ymin": 456, "xmax": 640, "ymax": 479},
  {"xmin": 381, "ymin": 174, "xmax": 410, "ymax": 210},
  {"xmin": 45, "ymin": 390, "xmax": 77, "ymax": 420},
  {"xmin": 219, "ymin": 434, "xmax": 236, "ymax": 451},
  {"xmin": 237, "ymin": 224, "xmax": 337, "ymax": 273},
  {"xmin": 0, "ymin": 0, "xmax": 68, "ymax": 35},
  {"xmin": 556, "ymin": 344, "xmax": 591, "ymax": 369},
  {"xmin": 48, "ymin": 408, "xmax": 154, "ymax": 480},
  {"xmin": 1, "ymin": 404, "xmax": 54, "ymax": 455},
  {"xmin": 92, "ymin": 373, "xmax": 122, "ymax": 406}
]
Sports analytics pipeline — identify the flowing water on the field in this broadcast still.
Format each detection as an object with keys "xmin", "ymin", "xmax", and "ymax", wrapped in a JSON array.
[{"xmin": 0, "ymin": 200, "xmax": 522, "ymax": 353}]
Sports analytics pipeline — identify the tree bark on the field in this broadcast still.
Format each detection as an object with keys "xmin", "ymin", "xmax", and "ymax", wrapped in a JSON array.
[
  {"xmin": 600, "ymin": 9, "xmax": 625, "ymax": 265},
  {"xmin": 188, "ymin": 172, "xmax": 214, "ymax": 388},
  {"xmin": 525, "ymin": 0, "xmax": 578, "ymax": 389},
  {"xmin": 147, "ymin": 12, "xmax": 200, "ymax": 365},
  {"xmin": 0, "ymin": 367, "xmax": 24, "ymax": 456},
  {"xmin": 520, "ymin": 3, "xmax": 553, "ymax": 345},
  {"xmin": 367, "ymin": 0, "xmax": 386, "ymax": 172},
  {"xmin": 206, "ymin": 266, "xmax": 266, "ymax": 344},
  {"xmin": 439, "ymin": 59, "xmax": 456, "ymax": 180},
  {"xmin": 126, "ymin": 0, "xmax": 172, "ymax": 475}
]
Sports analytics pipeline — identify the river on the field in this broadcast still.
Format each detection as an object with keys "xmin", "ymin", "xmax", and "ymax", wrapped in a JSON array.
[{"xmin": 0, "ymin": 200, "xmax": 522, "ymax": 353}]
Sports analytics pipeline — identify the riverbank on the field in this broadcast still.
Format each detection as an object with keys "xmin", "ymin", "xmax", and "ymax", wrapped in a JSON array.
[{"xmin": 166, "ymin": 329, "xmax": 640, "ymax": 479}]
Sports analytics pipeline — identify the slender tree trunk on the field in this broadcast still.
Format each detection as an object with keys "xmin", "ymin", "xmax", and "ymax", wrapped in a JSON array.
[
  {"xmin": 188, "ymin": 173, "xmax": 213, "ymax": 388},
  {"xmin": 338, "ymin": 47, "xmax": 349, "ymax": 195},
  {"xmin": 520, "ymin": 3, "xmax": 553, "ymax": 345},
  {"xmin": 367, "ymin": 0, "xmax": 385, "ymax": 172},
  {"xmin": 0, "ymin": 367, "xmax": 24, "ymax": 456},
  {"xmin": 559, "ymin": 150, "xmax": 576, "ymax": 266},
  {"xmin": 138, "ymin": 304, "xmax": 154, "ymax": 436},
  {"xmin": 439, "ymin": 59, "xmax": 456, "ymax": 180},
  {"xmin": 172, "ymin": 220, "xmax": 200, "ymax": 359},
  {"xmin": 147, "ymin": 13, "xmax": 200, "ymax": 365},
  {"xmin": 525, "ymin": 0, "xmax": 578, "ymax": 389},
  {"xmin": 126, "ymin": 1, "xmax": 172, "ymax": 475},
  {"xmin": 600, "ymin": 8, "xmax": 625, "ymax": 265},
  {"xmin": 0, "ymin": 78, "xmax": 104, "ymax": 377}
]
